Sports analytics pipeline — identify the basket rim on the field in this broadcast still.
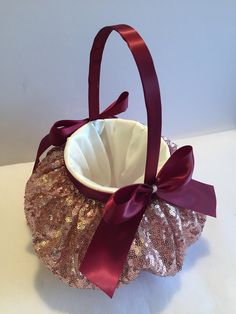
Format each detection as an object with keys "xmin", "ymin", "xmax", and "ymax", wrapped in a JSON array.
[{"xmin": 64, "ymin": 118, "xmax": 170, "ymax": 194}]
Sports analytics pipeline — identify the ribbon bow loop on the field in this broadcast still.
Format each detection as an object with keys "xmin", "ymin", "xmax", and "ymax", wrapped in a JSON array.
[
  {"xmin": 33, "ymin": 91, "xmax": 129, "ymax": 172},
  {"xmin": 49, "ymin": 119, "xmax": 89, "ymax": 146},
  {"xmin": 157, "ymin": 145, "xmax": 194, "ymax": 192},
  {"xmin": 156, "ymin": 146, "xmax": 216, "ymax": 218}
]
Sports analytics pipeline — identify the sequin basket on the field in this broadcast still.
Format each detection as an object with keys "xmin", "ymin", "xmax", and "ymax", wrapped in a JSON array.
[{"xmin": 24, "ymin": 24, "xmax": 216, "ymax": 297}]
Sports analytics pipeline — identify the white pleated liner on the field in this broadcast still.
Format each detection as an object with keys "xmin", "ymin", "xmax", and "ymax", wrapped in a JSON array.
[{"xmin": 64, "ymin": 118, "xmax": 170, "ymax": 193}]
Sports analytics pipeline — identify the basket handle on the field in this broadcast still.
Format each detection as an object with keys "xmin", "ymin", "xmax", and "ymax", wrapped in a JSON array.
[{"xmin": 88, "ymin": 24, "xmax": 162, "ymax": 185}]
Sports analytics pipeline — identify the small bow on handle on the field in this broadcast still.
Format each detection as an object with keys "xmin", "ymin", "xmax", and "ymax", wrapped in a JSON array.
[
  {"xmin": 79, "ymin": 145, "xmax": 216, "ymax": 297},
  {"xmin": 32, "ymin": 92, "xmax": 129, "ymax": 172}
]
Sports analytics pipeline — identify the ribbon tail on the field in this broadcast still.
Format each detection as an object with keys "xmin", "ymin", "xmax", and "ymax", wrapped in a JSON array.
[
  {"xmin": 98, "ymin": 91, "xmax": 129, "ymax": 119},
  {"xmin": 79, "ymin": 211, "xmax": 144, "ymax": 297},
  {"xmin": 79, "ymin": 184, "xmax": 151, "ymax": 297},
  {"xmin": 157, "ymin": 179, "xmax": 216, "ymax": 217}
]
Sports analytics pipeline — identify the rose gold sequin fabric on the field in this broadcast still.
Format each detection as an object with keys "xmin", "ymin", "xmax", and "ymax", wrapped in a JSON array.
[{"xmin": 24, "ymin": 138, "xmax": 206, "ymax": 289}]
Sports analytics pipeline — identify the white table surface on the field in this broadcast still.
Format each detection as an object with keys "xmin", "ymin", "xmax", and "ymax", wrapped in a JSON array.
[{"xmin": 0, "ymin": 130, "xmax": 235, "ymax": 314}]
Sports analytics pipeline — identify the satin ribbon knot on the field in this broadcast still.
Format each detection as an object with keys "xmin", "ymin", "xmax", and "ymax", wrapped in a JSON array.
[{"xmin": 102, "ymin": 145, "xmax": 216, "ymax": 225}]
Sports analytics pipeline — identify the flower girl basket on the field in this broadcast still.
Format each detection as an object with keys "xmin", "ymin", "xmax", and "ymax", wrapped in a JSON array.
[{"xmin": 25, "ymin": 24, "xmax": 216, "ymax": 297}]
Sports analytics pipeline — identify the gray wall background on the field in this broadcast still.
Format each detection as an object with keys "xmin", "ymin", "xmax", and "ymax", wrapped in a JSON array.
[{"xmin": 0, "ymin": 0, "xmax": 236, "ymax": 166}]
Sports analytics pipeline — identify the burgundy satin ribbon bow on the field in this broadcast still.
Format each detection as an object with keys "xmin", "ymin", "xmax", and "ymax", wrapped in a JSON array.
[
  {"xmin": 79, "ymin": 145, "xmax": 216, "ymax": 297},
  {"xmin": 33, "ymin": 92, "xmax": 129, "ymax": 172}
]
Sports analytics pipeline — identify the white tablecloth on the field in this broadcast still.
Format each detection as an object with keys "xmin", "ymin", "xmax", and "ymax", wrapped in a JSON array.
[{"xmin": 0, "ymin": 130, "xmax": 235, "ymax": 314}]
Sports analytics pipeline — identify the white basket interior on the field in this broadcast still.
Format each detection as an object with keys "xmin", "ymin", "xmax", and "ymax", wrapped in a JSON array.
[{"xmin": 64, "ymin": 118, "xmax": 170, "ymax": 193}]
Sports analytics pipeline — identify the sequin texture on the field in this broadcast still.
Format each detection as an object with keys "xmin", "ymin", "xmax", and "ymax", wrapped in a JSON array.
[{"xmin": 24, "ymin": 138, "xmax": 206, "ymax": 289}]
